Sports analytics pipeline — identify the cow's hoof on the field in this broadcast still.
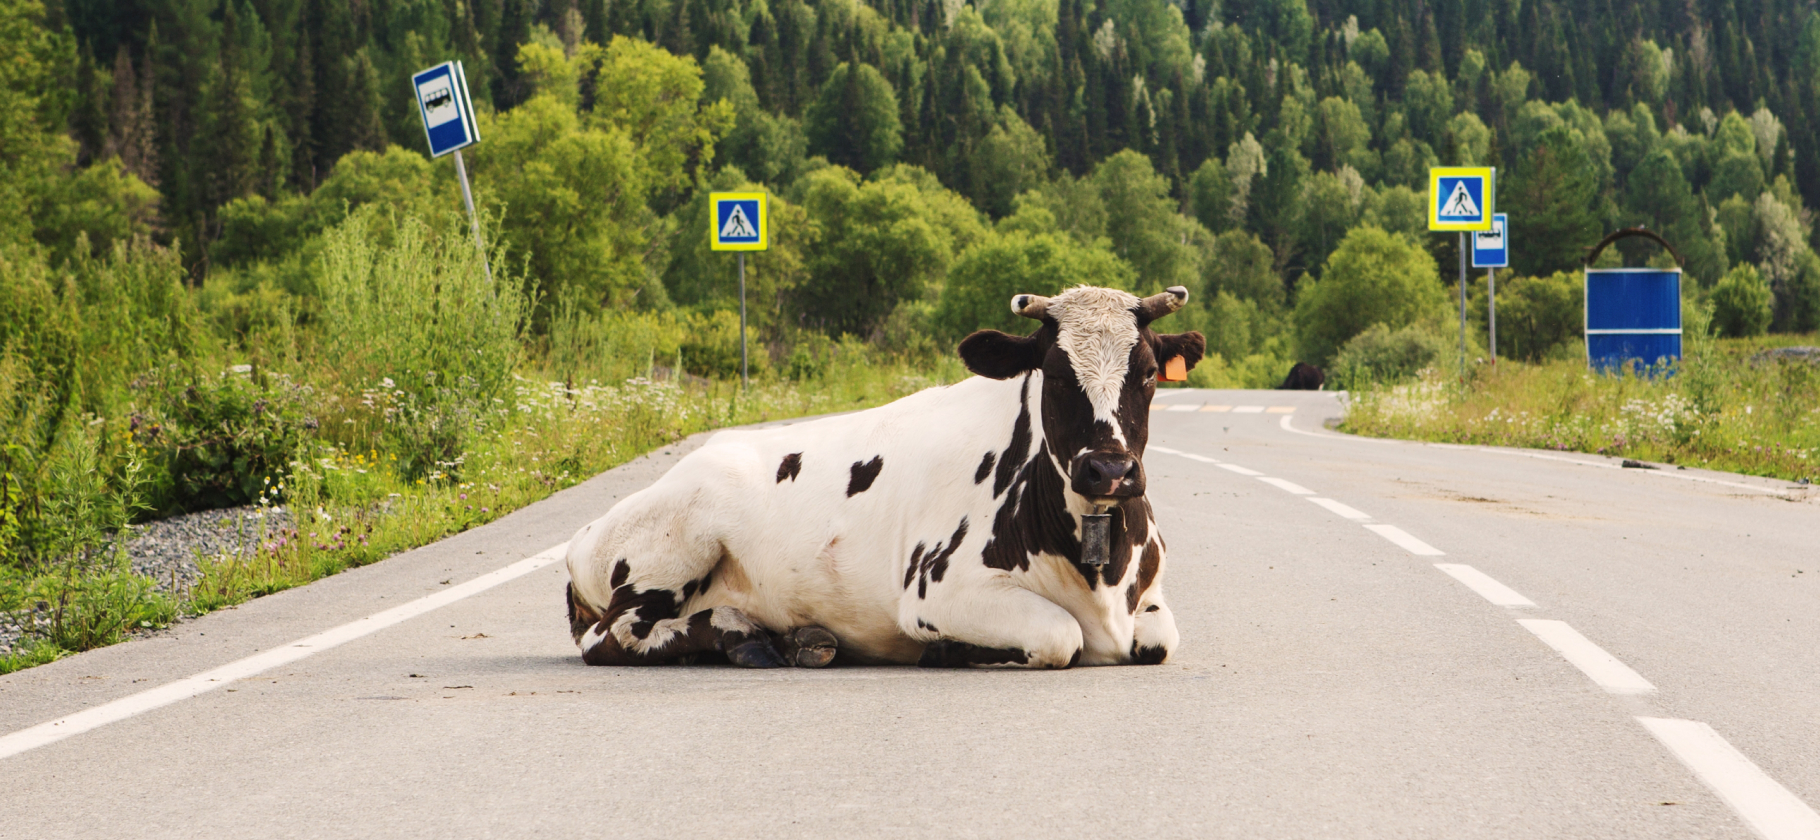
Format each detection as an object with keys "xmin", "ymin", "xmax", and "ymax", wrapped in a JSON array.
[
  {"xmin": 777, "ymin": 626, "xmax": 838, "ymax": 668},
  {"xmin": 726, "ymin": 638, "xmax": 787, "ymax": 668}
]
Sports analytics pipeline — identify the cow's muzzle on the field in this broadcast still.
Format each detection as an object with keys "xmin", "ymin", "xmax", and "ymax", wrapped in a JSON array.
[{"xmin": 1070, "ymin": 451, "xmax": 1143, "ymax": 499}]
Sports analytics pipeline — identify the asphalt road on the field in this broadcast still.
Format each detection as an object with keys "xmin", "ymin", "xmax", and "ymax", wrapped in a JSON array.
[{"xmin": 2, "ymin": 388, "xmax": 1817, "ymax": 839}]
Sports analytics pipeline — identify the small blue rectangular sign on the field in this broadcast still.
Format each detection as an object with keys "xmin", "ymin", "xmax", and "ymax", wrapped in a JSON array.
[
  {"xmin": 1472, "ymin": 213, "xmax": 1508, "ymax": 268},
  {"xmin": 413, "ymin": 61, "xmax": 478, "ymax": 157}
]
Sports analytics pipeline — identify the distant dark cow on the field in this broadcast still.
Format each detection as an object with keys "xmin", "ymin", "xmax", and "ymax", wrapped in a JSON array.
[
  {"xmin": 565, "ymin": 285, "xmax": 1206, "ymax": 668},
  {"xmin": 1278, "ymin": 362, "xmax": 1325, "ymax": 390}
]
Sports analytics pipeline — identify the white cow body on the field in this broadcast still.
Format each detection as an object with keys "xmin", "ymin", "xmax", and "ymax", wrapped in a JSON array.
[{"xmin": 564, "ymin": 285, "xmax": 1202, "ymax": 669}]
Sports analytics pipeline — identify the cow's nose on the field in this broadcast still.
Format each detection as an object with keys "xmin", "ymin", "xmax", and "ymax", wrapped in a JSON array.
[{"xmin": 1077, "ymin": 454, "xmax": 1138, "ymax": 497}]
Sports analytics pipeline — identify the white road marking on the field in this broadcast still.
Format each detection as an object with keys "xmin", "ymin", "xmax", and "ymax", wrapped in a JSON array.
[
  {"xmin": 1278, "ymin": 413, "xmax": 1393, "ymax": 443},
  {"xmin": 1434, "ymin": 563, "xmax": 1536, "ymax": 607},
  {"xmin": 1363, "ymin": 524, "xmax": 1445, "ymax": 556},
  {"xmin": 1307, "ymin": 497, "xmax": 1372, "ymax": 521},
  {"xmin": 1199, "ymin": 405, "xmax": 1232, "ymax": 412},
  {"xmin": 1180, "ymin": 452, "xmax": 1220, "ymax": 463},
  {"xmin": 1257, "ymin": 477, "xmax": 1315, "ymax": 495},
  {"xmin": 1517, "ymin": 619, "xmax": 1655, "ymax": 694},
  {"xmin": 1638, "ymin": 717, "xmax": 1820, "ymax": 840},
  {"xmin": 1233, "ymin": 405, "xmax": 1265, "ymax": 414},
  {"xmin": 1265, "ymin": 406, "xmax": 1296, "ymax": 413},
  {"xmin": 1218, "ymin": 463, "xmax": 1264, "ymax": 476},
  {"xmin": 1166, "ymin": 404, "xmax": 1199, "ymax": 412},
  {"xmin": 1149, "ymin": 445, "xmax": 1182, "ymax": 455},
  {"xmin": 0, "ymin": 543, "xmax": 571, "ymax": 761}
]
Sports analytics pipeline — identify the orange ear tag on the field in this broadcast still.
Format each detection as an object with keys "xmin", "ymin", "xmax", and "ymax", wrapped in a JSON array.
[{"xmin": 1162, "ymin": 356, "xmax": 1188, "ymax": 382}]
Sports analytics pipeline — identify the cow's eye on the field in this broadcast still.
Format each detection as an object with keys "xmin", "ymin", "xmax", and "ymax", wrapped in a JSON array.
[{"xmin": 1143, "ymin": 369, "xmax": 1157, "ymax": 386}]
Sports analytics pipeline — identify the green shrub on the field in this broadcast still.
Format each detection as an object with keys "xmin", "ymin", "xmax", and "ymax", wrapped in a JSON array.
[
  {"xmin": 933, "ymin": 230, "xmax": 1133, "ymax": 340},
  {"xmin": 1473, "ymin": 270, "xmax": 1584, "ymax": 361},
  {"xmin": 133, "ymin": 365, "xmax": 316, "ymax": 515},
  {"xmin": 1293, "ymin": 226, "xmax": 1448, "ymax": 365},
  {"xmin": 1712, "ymin": 264, "xmax": 1772, "ymax": 337},
  {"xmin": 1330, "ymin": 322, "xmax": 1451, "ymax": 387},
  {"xmin": 315, "ymin": 208, "xmax": 531, "ymax": 478}
]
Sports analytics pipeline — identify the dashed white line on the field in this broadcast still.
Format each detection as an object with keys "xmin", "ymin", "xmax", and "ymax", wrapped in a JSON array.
[
  {"xmin": 1517, "ymin": 619, "xmax": 1656, "ymax": 694},
  {"xmin": 1306, "ymin": 497, "xmax": 1372, "ymax": 521},
  {"xmin": 0, "ymin": 543, "xmax": 571, "ymax": 761},
  {"xmin": 1257, "ymin": 477, "xmax": 1315, "ymax": 495},
  {"xmin": 1363, "ymin": 524, "xmax": 1446, "ymax": 556},
  {"xmin": 1218, "ymin": 463, "xmax": 1264, "ymax": 476},
  {"xmin": 1434, "ymin": 563, "xmax": 1536, "ymax": 607},
  {"xmin": 1638, "ymin": 717, "xmax": 1820, "ymax": 840},
  {"xmin": 1233, "ymin": 405, "xmax": 1265, "ymax": 414}
]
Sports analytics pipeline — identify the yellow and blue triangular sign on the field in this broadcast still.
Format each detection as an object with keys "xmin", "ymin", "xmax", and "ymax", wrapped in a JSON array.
[
  {"xmin": 1428, "ymin": 167, "xmax": 1495, "ymax": 232},
  {"xmin": 710, "ymin": 192, "xmax": 768, "ymax": 251}
]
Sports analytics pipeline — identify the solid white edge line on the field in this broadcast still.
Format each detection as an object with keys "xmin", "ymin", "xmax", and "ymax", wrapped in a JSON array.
[
  {"xmin": 1516, "ymin": 619, "xmax": 1656, "ymax": 695},
  {"xmin": 1306, "ymin": 497, "xmax": 1372, "ymax": 521},
  {"xmin": 1257, "ymin": 476, "xmax": 1315, "ymax": 495},
  {"xmin": 1638, "ymin": 717, "xmax": 1820, "ymax": 840},
  {"xmin": 1433, "ymin": 563, "xmax": 1536, "ymax": 607},
  {"xmin": 0, "ymin": 542, "xmax": 570, "ymax": 761},
  {"xmin": 1363, "ymin": 524, "xmax": 1445, "ymax": 556},
  {"xmin": 1218, "ymin": 463, "xmax": 1264, "ymax": 476}
]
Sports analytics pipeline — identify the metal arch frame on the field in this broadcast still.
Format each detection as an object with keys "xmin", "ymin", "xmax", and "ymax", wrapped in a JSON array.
[{"xmin": 1582, "ymin": 227, "xmax": 1684, "ymax": 267}]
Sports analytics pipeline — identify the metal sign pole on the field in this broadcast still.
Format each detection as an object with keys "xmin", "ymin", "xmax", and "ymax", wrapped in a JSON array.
[
  {"xmin": 452, "ymin": 148, "xmax": 491, "ymax": 282},
  {"xmin": 738, "ymin": 252, "xmax": 748, "ymax": 389},
  {"xmin": 1458, "ymin": 232, "xmax": 1468, "ymax": 382},
  {"xmin": 1487, "ymin": 267, "xmax": 1497, "ymax": 362}
]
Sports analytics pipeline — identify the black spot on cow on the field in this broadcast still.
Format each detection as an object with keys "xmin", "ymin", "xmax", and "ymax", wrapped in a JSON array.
[
  {"xmin": 917, "ymin": 640, "xmax": 1032, "ymax": 668},
  {"xmin": 915, "ymin": 618, "xmax": 939, "ymax": 634},
  {"xmin": 1278, "ymin": 361, "xmax": 1325, "ymax": 390},
  {"xmin": 974, "ymin": 451, "xmax": 996, "ymax": 484},
  {"xmin": 776, "ymin": 452, "xmax": 802, "ymax": 483},
  {"xmin": 914, "ymin": 518, "xmax": 970, "ymax": 599},
  {"xmin": 904, "ymin": 543, "xmax": 926, "ymax": 589},
  {"xmin": 993, "ymin": 376, "xmax": 1033, "ymax": 498},
  {"xmin": 847, "ymin": 456, "xmax": 884, "ymax": 496},
  {"xmin": 609, "ymin": 559, "xmax": 630, "ymax": 589},
  {"xmin": 1126, "ymin": 540, "xmax": 1161, "ymax": 613},
  {"xmin": 1129, "ymin": 643, "xmax": 1168, "ymax": 665},
  {"xmin": 1144, "ymin": 604, "xmax": 1160, "ymax": 613}
]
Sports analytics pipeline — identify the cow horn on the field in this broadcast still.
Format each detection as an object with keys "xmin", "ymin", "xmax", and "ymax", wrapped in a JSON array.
[
  {"xmin": 1010, "ymin": 294, "xmax": 1050, "ymax": 320},
  {"xmin": 1137, "ymin": 286, "xmax": 1190, "ymax": 323}
]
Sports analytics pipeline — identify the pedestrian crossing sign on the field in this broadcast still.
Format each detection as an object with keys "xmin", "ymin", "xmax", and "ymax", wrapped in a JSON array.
[
  {"xmin": 1428, "ymin": 167, "xmax": 1495, "ymax": 232},
  {"xmin": 710, "ymin": 192, "xmax": 768, "ymax": 251}
]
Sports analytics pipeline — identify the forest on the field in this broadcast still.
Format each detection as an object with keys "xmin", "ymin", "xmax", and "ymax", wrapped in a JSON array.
[{"xmin": 4, "ymin": 0, "xmax": 1820, "ymax": 663}]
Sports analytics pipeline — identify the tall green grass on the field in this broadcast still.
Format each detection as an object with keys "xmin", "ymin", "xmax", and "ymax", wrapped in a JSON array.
[{"xmin": 1342, "ymin": 335, "xmax": 1820, "ymax": 481}]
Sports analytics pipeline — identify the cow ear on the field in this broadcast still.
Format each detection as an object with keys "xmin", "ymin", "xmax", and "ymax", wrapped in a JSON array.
[
  {"xmin": 959, "ymin": 330, "xmax": 1044, "ymax": 380},
  {"xmin": 1153, "ymin": 331, "xmax": 1206, "ymax": 374}
]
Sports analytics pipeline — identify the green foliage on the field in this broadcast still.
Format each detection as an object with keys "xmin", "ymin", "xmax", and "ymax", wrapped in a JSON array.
[
  {"xmin": 1294, "ymin": 226, "xmax": 1446, "ymax": 365},
  {"xmin": 1330, "ymin": 322, "xmax": 1450, "ymax": 387},
  {"xmin": 134, "ymin": 365, "xmax": 316, "ymax": 514},
  {"xmin": 1712, "ymin": 264, "xmax": 1773, "ymax": 338},
  {"xmin": 805, "ymin": 62, "xmax": 902, "ymax": 175},
  {"xmin": 1505, "ymin": 126, "xmax": 1601, "ymax": 277},
  {"xmin": 1474, "ymin": 271, "xmax": 1584, "ymax": 362},
  {"xmin": 933, "ymin": 230, "xmax": 1134, "ymax": 339},
  {"xmin": 792, "ymin": 165, "xmax": 984, "ymax": 335},
  {"xmin": 315, "ymin": 208, "xmax": 530, "ymax": 477}
]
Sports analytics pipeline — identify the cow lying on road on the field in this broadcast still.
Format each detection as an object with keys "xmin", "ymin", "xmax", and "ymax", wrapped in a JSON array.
[{"xmin": 565, "ymin": 285, "xmax": 1205, "ymax": 668}]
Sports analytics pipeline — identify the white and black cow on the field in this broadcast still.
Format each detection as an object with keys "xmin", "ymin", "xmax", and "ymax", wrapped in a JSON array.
[{"xmin": 565, "ymin": 285, "xmax": 1205, "ymax": 668}]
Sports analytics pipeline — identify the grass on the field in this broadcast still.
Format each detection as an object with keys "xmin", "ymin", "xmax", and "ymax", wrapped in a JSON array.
[{"xmin": 1341, "ymin": 334, "xmax": 1820, "ymax": 482}]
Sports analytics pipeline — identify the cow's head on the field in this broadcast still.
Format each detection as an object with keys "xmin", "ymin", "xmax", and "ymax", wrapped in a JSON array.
[{"xmin": 958, "ymin": 285, "xmax": 1205, "ymax": 502}]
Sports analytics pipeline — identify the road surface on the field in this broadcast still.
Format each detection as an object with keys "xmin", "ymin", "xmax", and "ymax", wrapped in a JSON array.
[{"xmin": 2, "ymin": 389, "xmax": 1816, "ymax": 839}]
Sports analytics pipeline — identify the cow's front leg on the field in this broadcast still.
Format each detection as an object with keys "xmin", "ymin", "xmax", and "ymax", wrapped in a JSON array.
[
  {"xmin": 1129, "ymin": 598, "xmax": 1178, "ymax": 664},
  {"xmin": 905, "ymin": 578, "xmax": 1083, "ymax": 669}
]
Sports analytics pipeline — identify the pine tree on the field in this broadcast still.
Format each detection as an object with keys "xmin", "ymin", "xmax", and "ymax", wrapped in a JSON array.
[{"xmin": 199, "ymin": 0, "xmax": 263, "ymax": 212}]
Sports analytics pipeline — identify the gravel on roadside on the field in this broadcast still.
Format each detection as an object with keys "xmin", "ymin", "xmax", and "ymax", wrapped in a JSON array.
[{"xmin": 2, "ymin": 506, "xmax": 293, "ymax": 658}]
